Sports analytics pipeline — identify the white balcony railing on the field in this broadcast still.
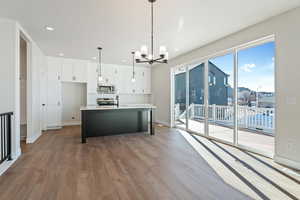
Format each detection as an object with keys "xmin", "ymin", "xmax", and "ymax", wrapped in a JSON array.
[{"xmin": 175, "ymin": 104, "xmax": 275, "ymax": 134}]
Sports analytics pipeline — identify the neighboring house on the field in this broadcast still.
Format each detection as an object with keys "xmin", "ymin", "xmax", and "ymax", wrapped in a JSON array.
[
  {"xmin": 175, "ymin": 62, "xmax": 229, "ymax": 109},
  {"xmin": 258, "ymin": 94, "xmax": 275, "ymax": 108}
]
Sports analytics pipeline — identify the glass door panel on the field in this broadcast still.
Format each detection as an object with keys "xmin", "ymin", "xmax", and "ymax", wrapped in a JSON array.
[
  {"xmin": 174, "ymin": 67, "xmax": 187, "ymax": 129},
  {"xmin": 237, "ymin": 41, "xmax": 275, "ymax": 155},
  {"xmin": 187, "ymin": 63, "xmax": 205, "ymax": 134},
  {"xmin": 208, "ymin": 54, "xmax": 234, "ymax": 143}
]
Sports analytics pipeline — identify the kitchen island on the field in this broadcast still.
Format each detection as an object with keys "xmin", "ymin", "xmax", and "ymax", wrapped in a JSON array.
[{"xmin": 80, "ymin": 105, "xmax": 156, "ymax": 143}]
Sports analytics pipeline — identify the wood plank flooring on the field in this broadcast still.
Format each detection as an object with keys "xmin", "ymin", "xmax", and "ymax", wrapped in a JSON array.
[{"xmin": 0, "ymin": 125, "xmax": 298, "ymax": 200}]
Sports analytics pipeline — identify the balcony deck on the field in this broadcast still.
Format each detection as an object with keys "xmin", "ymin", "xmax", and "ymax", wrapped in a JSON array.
[{"xmin": 176, "ymin": 119, "xmax": 275, "ymax": 155}]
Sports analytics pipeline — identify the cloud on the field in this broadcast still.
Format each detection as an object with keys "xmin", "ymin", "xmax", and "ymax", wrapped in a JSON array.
[{"xmin": 240, "ymin": 63, "xmax": 256, "ymax": 72}]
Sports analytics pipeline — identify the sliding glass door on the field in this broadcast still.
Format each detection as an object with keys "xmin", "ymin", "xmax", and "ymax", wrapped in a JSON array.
[
  {"xmin": 208, "ymin": 54, "xmax": 234, "ymax": 143},
  {"xmin": 237, "ymin": 41, "xmax": 275, "ymax": 155},
  {"xmin": 187, "ymin": 63, "xmax": 205, "ymax": 134},
  {"xmin": 172, "ymin": 36, "xmax": 275, "ymax": 157},
  {"xmin": 173, "ymin": 67, "xmax": 187, "ymax": 129}
]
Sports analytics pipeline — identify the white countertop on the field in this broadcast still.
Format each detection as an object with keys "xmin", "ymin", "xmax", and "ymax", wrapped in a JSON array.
[{"xmin": 80, "ymin": 104, "xmax": 156, "ymax": 111}]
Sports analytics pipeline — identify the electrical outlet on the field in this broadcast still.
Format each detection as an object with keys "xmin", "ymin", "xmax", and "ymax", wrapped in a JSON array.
[{"xmin": 72, "ymin": 117, "xmax": 75, "ymax": 120}]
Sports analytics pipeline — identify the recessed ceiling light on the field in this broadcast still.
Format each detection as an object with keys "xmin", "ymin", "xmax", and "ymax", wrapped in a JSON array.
[
  {"xmin": 45, "ymin": 26, "xmax": 54, "ymax": 31},
  {"xmin": 59, "ymin": 53, "xmax": 64, "ymax": 57},
  {"xmin": 92, "ymin": 57, "xmax": 97, "ymax": 60},
  {"xmin": 122, "ymin": 60, "xmax": 127, "ymax": 63},
  {"xmin": 174, "ymin": 48, "xmax": 179, "ymax": 52}
]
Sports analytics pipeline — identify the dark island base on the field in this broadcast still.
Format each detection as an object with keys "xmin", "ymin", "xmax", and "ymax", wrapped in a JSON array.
[{"xmin": 81, "ymin": 108, "xmax": 155, "ymax": 143}]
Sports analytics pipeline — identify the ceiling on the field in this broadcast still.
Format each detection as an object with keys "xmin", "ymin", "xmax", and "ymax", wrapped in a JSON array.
[{"xmin": 1, "ymin": 0, "xmax": 300, "ymax": 65}]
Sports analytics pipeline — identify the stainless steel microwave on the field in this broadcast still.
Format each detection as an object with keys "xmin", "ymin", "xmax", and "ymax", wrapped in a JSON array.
[{"xmin": 97, "ymin": 85, "xmax": 116, "ymax": 94}]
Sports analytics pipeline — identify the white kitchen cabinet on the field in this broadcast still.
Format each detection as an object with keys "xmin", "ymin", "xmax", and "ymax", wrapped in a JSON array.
[
  {"xmin": 115, "ymin": 66, "xmax": 151, "ymax": 95},
  {"xmin": 116, "ymin": 66, "xmax": 130, "ymax": 94},
  {"xmin": 144, "ymin": 67, "xmax": 151, "ymax": 94},
  {"xmin": 87, "ymin": 62, "xmax": 98, "ymax": 94},
  {"xmin": 73, "ymin": 60, "xmax": 88, "ymax": 82},
  {"xmin": 61, "ymin": 59, "xmax": 73, "ymax": 82},
  {"xmin": 100, "ymin": 64, "xmax": 117, "ymax": 85},
  {"xmin": 61, "ymin": 58, "xmax": 88, "ymax": 83},
  {"xmin": 46, "ymin": 57, "xmax": 62, "ymax": 129}
]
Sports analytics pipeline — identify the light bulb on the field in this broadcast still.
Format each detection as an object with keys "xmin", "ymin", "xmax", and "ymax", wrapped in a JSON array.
[
  {"xmin": 98, "ymin": 76, "xmax": 103, "ymax": 82},
  {"xmin": 131, "ymin": 77, "xmax": 136, "ymax": 82},
  {"xmin": 159, "ymin": 46, "xmax": 167, "ymax": 56},
  {"xmin": 164, "ymin": 52, "xmax": 169, "ymax": 60},
  {"xmin": 135, "ymin": 51, "xmax": 141, "ymax": 60},
  {"xmin": 141, "ymin": 45, "xmax": 148, "ymax": 56},
  {"xmin": 148, "ymin": 54, "xmax": 153, "ymax": 60}
]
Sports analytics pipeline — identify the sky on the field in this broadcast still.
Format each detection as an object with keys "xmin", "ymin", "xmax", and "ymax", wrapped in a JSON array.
[{"xmin": 210, "ymin": 41, "xmax": 275, "ymax": 92}]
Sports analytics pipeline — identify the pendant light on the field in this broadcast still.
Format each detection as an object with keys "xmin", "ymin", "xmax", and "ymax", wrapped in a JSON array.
[
  {"xmin": 131, "ymin": 52, "xmax": 136, "ymax": 82},
  {"xmin": 97, "ymin": 47, "xmax": 103, "ymax": 83},
  {"xmin": 134, "ymin": 0, "xmax": 168, "ymax": 65}
]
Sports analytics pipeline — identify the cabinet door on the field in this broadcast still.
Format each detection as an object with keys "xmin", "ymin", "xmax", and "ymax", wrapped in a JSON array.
[
  {"xmin": 116, "ymin": 66, "xmax": 129, "ymax": 94},
  {"xmin": 144, "ymin": 67, "xmax": 151, "ymax": 94},
  {"xmin": 134, "ymin": 68, "xmax": 144, "ymax": 94},
  {"xmin": 87, "ymin": 62, "xmax": 98, "ymax": 94},
  {"xmin": 73, "ymin": 60, "xmax": 88, "ymax": 82},
  {"xmin": 47, "ymin": 57, "xmax": 62, "ymax": 128},
  {"xmin": 101, "ymin": 64, "xmax": 114, "ymax": 85},
  {"xmin": 61, "ymin": 59, "xmax": 74, "ymax": 82}
]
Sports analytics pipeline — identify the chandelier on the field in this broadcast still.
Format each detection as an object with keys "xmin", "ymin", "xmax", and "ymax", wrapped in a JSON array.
[
  {"xmin": 134, "ymin": 0, "xmax": 168, "ymax": 65},
  {"xmin": 97, "ymin": 47, "xmax": 103, "ymax": 83}
]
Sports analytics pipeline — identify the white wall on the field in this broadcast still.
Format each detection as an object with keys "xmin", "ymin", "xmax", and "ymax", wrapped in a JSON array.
[
  {"xmin": 152, "ymin": 7, "xmax": 300, "ymax": 169},
  {"xmin": 62, "ymin": 82, "xmax": 86, "ymax": 125},
  {"xmin": 0, "ymin": 18, "xmax": 46, "ymax": 162},
  {"xmin": 0, "ymin": 19, "xmax": 20, "ymax": 158}
]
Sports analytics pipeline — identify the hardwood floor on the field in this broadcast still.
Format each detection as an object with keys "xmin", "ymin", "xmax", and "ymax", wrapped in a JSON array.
[{"xmin": 0, "ymin": 125, "xmax": 298, "ymax": 200}]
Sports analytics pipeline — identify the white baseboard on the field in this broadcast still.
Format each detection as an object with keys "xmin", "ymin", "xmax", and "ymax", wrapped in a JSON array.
[
  {"xmin": 26, "ymin": 132, "xmax": 41, "ymax": 144},
  {"xmin": 62, "ymin": 121, "xmax": 81, "ymax": 126},
  {"xmin": 274, "ymin": 155, "xmax": 300, "ymax": 170},
  {"xmin": 155, "ymin": 120, "xmax": 170, "ymax": 127},
  {"xmin": 0, "ymin": 149, "xmax": 21, "ymax": 176},
  {"xmin": 46, "ymin": 126, "xmax": 62, "ymax": 130}
]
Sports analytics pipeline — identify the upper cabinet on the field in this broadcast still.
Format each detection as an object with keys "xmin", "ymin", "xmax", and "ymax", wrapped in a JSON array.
[
  {"xmin": 61, "ymin": 59, "xmax": 88, "ymax": 83},
  {"xmin": 87, "ymin": 62, "xmax": 98, "ymax": 94},
  {"xmin": 115, "ymin": 65, "xmax": 151, "ymax": 95},
  {"xmin": 49, "ymin": 56, "xmax": 151, "ymax": 96}
]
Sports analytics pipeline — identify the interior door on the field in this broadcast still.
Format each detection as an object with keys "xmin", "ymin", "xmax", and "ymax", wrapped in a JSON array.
[
  {"xmin": 40, "ymin": 57, "xmax": 48, "ymax": 130},
  {"xmin": 47, "ymin": 57, "xmax": 62, "ymax": 128}
]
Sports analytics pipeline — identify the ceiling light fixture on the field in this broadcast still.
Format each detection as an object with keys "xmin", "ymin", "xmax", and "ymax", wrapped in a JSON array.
[
  {"xmin": 131, "ymin": 52, "xmax": 136, "ymax": 82},
  {"xmin": 134, "ymin": 0, "xmax": 168, "ymax": 65},
  {"xmin": 45, "ymin": 26, "xmax": 54, "ymax": 31},
  {"xmin": 97, "ymin": 47, "xmax": 103, "ymax": 83},
  {"xmin": 59, "ymin": 53, "xmax": 64, "ymax": 57}
]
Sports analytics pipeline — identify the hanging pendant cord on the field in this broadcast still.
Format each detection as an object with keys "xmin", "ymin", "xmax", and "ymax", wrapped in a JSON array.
[
  {"xmin": 132, "ymin": 52, "xmax": 135, "ymax": 77},
  {"xmin": 151, "ymin": 1, "xmax": 154, "ymax": 63},
  {"xmin": 98, "ymin": 48, "xmax": 102, "ymax": 77}
]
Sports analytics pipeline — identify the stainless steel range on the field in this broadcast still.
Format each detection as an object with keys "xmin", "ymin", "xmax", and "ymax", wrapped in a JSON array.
[{"xmin": 97, "ymin": 96, "xmax": 119, "ymax": 107}]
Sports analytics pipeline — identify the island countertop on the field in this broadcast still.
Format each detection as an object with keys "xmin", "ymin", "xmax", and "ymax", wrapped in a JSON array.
[{"xmin": 80, "ymin": 104, "xmax": 156, "ymax": 111}]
